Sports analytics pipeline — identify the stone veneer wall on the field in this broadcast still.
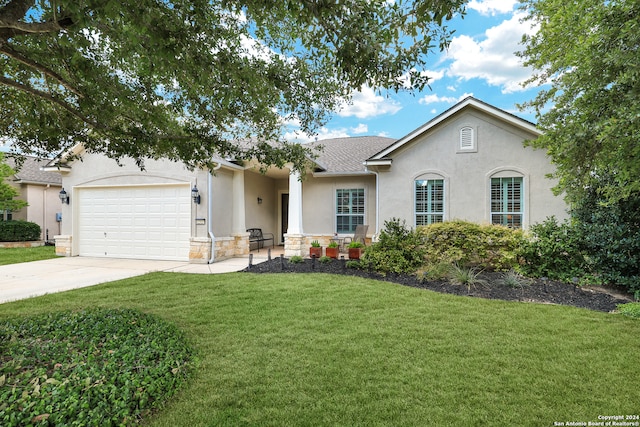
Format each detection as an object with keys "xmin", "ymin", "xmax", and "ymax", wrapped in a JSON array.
[
  {"xmin": 54, "ymin": 235, "xmax": 72, "ymax": 256},
  {"xmin": 189, "ymin": 237, "xmax": 211, "ymax": 264}
]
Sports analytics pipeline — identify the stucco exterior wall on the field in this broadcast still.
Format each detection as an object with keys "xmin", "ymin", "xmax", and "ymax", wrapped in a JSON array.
[
  {"xmin": 375, "ymin": 110, "xmax": 568, "ymax": 228},
  {"xmin": 8, "ymin": 183, "xmax": 61, "ymax": 240},
  {"xmin": 301, "ymin": 175, "xmax": 377, "ymax": 237},
  {"xmin": 244, "ymin": 170, "xmax": 278, "ymax": 237}
]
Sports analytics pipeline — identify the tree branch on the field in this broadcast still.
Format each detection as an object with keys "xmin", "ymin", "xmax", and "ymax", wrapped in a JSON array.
[
  {"xmin": 0, "ymin": 17, "xmax": 73, "ymax": 34},
  {"xmin": 0, "ymin": 42, "xmax": 83, "ymax": 97},
  {"xmin": 0, "ymin": 75, "xmax": 98, "ymax": 128}
]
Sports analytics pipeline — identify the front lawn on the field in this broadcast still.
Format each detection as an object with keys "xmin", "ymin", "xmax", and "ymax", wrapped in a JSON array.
[
  {"xmin": 0, "ymin": 272, "xmax": 638, "ymax": 426},
  {"xmin": 0, "ymin": 246, "xmax": 57, "ymax": 265}
]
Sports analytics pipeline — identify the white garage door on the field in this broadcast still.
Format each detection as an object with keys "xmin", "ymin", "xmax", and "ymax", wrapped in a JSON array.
[{"xmin": 77, "ymin": 185, "xmax": 191, "ymax": 261}]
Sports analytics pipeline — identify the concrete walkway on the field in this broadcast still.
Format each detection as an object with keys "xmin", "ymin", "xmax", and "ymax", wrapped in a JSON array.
[{"xmin": 0, "ymin": 250, "xmax": 281, "ymax": 304}]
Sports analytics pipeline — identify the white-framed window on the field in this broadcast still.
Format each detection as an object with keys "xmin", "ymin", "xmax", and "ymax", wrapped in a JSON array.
[
  {"xmin": 415, "ymin": 179, "xmax": 444, "ymax": 225},
  {"xmin": 459, "ymin": 126, "xmax": 475, "ymax": 151},
  {"xmin": 0, "ymin": 210, "xmax": 12, "ymax": 221},
  {"xmin": 336, "ymin": 188, "xmax": 364, "ymax": 233},
  {"xmin": 491, "ymin": 177, "xmax": 523, "ymax": 228}
]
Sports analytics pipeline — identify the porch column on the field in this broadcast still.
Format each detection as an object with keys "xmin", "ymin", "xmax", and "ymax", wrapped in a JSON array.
[{"xmin": 285, "ymin": 168, "xmax": 304, "ymax": 257}]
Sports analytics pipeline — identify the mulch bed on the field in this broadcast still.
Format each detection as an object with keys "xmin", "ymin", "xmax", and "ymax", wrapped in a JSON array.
[{"xmin": 243, "ymin": 257, "xmax": 632, "ymax": 313}]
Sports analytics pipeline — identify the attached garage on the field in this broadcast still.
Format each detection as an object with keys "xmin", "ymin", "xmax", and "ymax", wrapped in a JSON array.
[{"xmin": 76, "ymin": 184, "xmax": 191, "ymax": 261}]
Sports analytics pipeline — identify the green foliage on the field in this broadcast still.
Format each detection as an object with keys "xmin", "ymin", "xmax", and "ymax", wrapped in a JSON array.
[
  {"xmin": 1, "ymin": 1, "xmax": 466, "ymax": 170},
  {"xmin": 319, "ymin": 255, "xmax": 332, "ymax": 264},
  {"xmin": 345, "ymin": 260, "xmax": 361, "ymax": 269},
  {"xmin": 447, "ymin": 264, "xmax": 487, "ymax": 292},
  {"xmin": 518, "ymin": 217, "xmax": 586, "ymax": 281},
  {"xmin": 348, "ymin": 241, "xmax": 363, "ymax": 249},
  {"xmin": 328, "ymin": 241, "xmax": 339, "ymax": 248},
  {"xmin": 359, "ymin": 218, "xmax": 426, "ymax": 274},
  {"xmin": 519, "ymin": 0, "xmax": 640, "ymax": 204},
  {"xmin": 419, "ymin": 220, "xmax": 524, "ymax": 271},
  {"xmin": 572, "ymin": 190, "xmax": 640, "ymax": 294},
  {"xmin": 0, "ymin": 308, "xmax": 193, "ymax": 426},
  {"xmin": 418, "ymin": 261, "xmax": 452, "ymax": 281},
  {"xmin": 310, "ymin": 240, "xmax": 321, "ymax": 247},
  {"xmin": 0, "ymin": 154, "xmax": 27, "ymax": 214},
  {"xmin": 617, "ymin": 303, "xmax": 640, "ymax": 319},
  {"xmin": 498, "ymin": 269, "xmax": 531, "ymax": 289},
  {"xmin": 0, "ymin": 220, "xmax": 41, "ymax": 242},
  {"xmin": 289, "ymin": 255, "xmax": 303, "ymax": 264}
]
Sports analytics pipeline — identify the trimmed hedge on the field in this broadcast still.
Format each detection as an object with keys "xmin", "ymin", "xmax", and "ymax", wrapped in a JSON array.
[
  {"xmin": 0, "ymin": 220, "xmax": 41, "ymax": 242},
  {"xmin": 418, "ymin": 220, "xmax": 524, "ymax": 271}
]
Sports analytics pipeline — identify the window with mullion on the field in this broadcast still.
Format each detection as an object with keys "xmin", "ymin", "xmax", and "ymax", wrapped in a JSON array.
[
  {"xmin": 336, "ymin": 189, "xmax": 365, "ymax": 233},
  {"xmin": 415, "ymin": 179, "xmax": 444, "ymax": 226},
  {"xmin": 491, "ymin": 177, "xmax": 523, "ymax": 228}
]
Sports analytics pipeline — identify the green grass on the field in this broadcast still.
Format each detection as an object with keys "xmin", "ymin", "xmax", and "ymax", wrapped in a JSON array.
[
  {"xmin": 1, "ymin": 272, "xmax": 638, "ymax": 426},
  {"xmin": 0, "ymin": 245, "xmax": 57, "ymax": 265}
]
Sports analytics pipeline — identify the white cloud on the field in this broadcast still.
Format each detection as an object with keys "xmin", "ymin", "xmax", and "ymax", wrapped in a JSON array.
[
  {"xmin": 351, "ymin": 124, "xmax": 368, "ymax": 134},
  {"xmin": 445, "ymin": 12, "xmax": 535, "ymax": 93},
  {"xmin": 284, "ymin": 126, "xmax": 352, "ymax": 143},
  {"xmin": 467, "ymin": 0, "xmax": 518, "ymax": 16},
  {"xmin": 337, "ymin": 87, "xmax": 402, "ymax": 119},
  {"xmin": 419, "ymin": 94, "xmax": 458, "ymax": 105},
  {"xmin": 419, "ymin": 92, "xmax": 474, "ymax": 105}
]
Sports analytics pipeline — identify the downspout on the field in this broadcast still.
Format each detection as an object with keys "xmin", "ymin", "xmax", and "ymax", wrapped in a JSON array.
[{"xmin": 207, "ymin": 162, "xmax": 223, "ymax": 264}]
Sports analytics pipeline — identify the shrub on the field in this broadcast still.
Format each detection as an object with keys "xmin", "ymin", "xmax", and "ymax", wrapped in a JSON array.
[
  {"xmin": 348, "ymin": 241, "xmax": 363, "ymax": 248},
  {"xmin": 498, "ymin": 269, "xmax": 531, "ymax": 289},
  {"xmin": 418, "ymin": 220, "xmax": 524, "ymax": 271},
  {"xmin": 0, "ymin": 220, "xmax": 41, "ymax": 242},
  {"xmin": 0, "ymin": 308, "xmax": 193, "ymax": 426},
  {"xmin": 572, "ymin": 192, "xmax": 640, "ymax": 295},
  {"xmin": 319, "ymin": 255, "xmax": 332, "ymax": 263},
  {"xmin": 310, "ymin": 240, "xmax": 321, "ymax": 247},
  {"xmin": 289, "ymin": 255, "xmax": 303, "ymax": 264},
  {"xmin": 359, "ymin": 218, "xmax": 426, "ymax": 275},
  {"xmin": 448, "ymin": 264, "xmax": 487, "ymax": 292},
  {"xmin": 518, "ymin": 216, "xmax": 586, "ymax": 281},
  {"xmin": 617, "ymin": 302, "xmax": 640, "ymax": 319},
  {"xmin": 328, "ymin": 241, "xmax": 339, "ymax": 248}
]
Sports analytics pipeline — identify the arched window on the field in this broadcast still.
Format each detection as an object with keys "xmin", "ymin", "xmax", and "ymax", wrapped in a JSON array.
[
  {"xmin": 490, "ymin": 176, "xmax": 523, "ymax": 228},
  {"xmin": 415, "ymin": 178, "xmax": 444, "ymax": 225}
]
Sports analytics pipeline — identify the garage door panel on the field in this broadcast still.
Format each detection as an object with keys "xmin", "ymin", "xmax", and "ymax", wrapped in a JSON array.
[{"xmin": 78, "ymin": 185, "xmax": 191, "ymax": 261}]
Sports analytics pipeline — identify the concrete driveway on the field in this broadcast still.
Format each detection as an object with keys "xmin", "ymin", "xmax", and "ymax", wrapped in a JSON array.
[{"xmin": 0, "ymin": 254, "xmax": 269, "ymax": 304}]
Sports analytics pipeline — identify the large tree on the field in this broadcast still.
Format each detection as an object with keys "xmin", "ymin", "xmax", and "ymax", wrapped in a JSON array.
[
  {"xmin": 518, "ymin": 0, "xmax": 640, "ymax": 204},
  {"xmin": 0, "ymin": 0, "xmax": 465, "ymax": 171},
  {"xmin": 0, "ymin": 152, "xmax": 28, "ymax": 216}
]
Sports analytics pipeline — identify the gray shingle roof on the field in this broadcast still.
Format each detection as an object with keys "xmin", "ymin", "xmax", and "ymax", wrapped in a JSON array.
[
  {"xmin": 309, "ymin": 136, "xmax": 396, "ymax": 174},
  {"xmin": 7, "ymin": 156, "xmax": 62, "ymax": 185}
]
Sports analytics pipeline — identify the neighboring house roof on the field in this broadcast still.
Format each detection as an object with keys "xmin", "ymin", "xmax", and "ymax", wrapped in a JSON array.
[
  {"xmin": 309, "ymin": 136, "xmax": 396, "ymax": 175},
  {"xmin": 366, "ymin": 96, "xmax": 540, "ymax": 165},
  {"xmin": 6, "ymin": 156, "xmax": 62, "ymax": 186}
]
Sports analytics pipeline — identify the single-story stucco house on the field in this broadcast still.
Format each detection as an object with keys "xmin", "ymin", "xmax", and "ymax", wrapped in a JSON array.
[
  {"xmin": 46, "ymin": 97, "xmax": 569, "ymax": 262},
  {"xmin": 3, "ymin": 155, "xmax": 62, "ymax": 242}
]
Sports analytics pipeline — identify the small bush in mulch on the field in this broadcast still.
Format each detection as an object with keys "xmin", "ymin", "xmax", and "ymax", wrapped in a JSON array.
[{"xmin": 244, "ymin": 257, "xmax": 632, "ymax": 313}]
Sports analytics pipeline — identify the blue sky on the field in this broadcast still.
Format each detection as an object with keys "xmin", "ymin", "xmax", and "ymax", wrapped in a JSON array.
[{"xmin": 286, "ymin": 0, "xmax": 541, "ymax": 143}]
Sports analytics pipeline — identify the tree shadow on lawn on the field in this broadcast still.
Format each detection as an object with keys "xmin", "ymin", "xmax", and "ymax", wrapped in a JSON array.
[{"xmin": 244, "ymin": 258, "xmax": 632, "ymax": 313}]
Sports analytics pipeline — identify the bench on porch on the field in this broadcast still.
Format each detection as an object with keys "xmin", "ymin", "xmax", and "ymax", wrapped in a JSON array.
[{"xmin": 247, "ymin": 228, "xmax": 274, "ymax": 251}]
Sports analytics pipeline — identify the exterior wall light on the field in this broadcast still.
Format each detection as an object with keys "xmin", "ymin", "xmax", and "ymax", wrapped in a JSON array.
[
  {"xmin": 191, "ymin": 185, "xmax": 201, "ymax": 204},
  {"xmin": 59, "ymin": 188, "xmax": 70, "ymax": 204},
  {"xmin": 257, "ymin": 197, "xmax": 263, "ymax": 204}
]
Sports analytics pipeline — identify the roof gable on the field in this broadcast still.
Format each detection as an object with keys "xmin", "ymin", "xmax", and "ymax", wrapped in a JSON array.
[
  {"xmin": 367, "ymin": 97, "xmax": 540, "ymax": 162},
  {"xmin": 309, "ymin": 136, "xmax": 395, "ymax": 174},
  {"xmin": 7, "ymin": 156, "xmax": 62, "ymax": 185}
]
